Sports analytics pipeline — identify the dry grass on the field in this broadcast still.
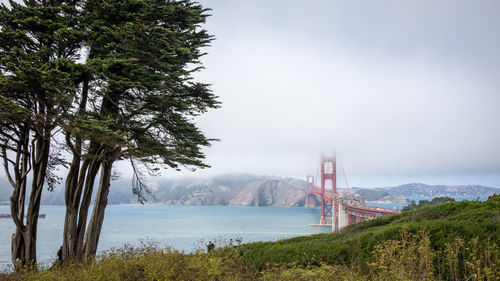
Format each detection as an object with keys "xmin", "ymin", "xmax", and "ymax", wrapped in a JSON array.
[
  {"xmin": 4, "ymin": 228, "xmax": 496, "ymax": 281},
  {"xmin": 3, "ymin": 195, "xmax": 499, "ymax": 280}
]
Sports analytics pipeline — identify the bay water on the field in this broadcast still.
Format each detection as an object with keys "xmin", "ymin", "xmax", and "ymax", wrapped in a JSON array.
[{"xmin": 0, "ymin": 204, "xmax": 331, "ymax": 272}]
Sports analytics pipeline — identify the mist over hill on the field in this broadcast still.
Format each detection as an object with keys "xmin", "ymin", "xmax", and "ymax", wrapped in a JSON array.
[
  {"xmin": 0, "ymin": 175, "xmax": 498, "ymax": 206},
  {"xmin": 129, "ymin": 175, "xmax": 310, "ymax": 207},
  {"xmin": 31, "ymin": 175, "xmax": 316, "ymax": 206}
]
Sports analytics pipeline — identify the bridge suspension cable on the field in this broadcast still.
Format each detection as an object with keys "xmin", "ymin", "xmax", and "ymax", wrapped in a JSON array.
[
  {"xmin": 314, "ymin": 158, "xmax": 321, "ymax": 187},
  {"xmin": 340, "ymin": 161, "xmax": 353, "ymax": 199}
]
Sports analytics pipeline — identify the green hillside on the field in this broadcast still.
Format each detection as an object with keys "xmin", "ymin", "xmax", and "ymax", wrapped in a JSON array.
[
  {"xmin": 234, "ymin": 195, "xmax": 499, "ymax": 278},
  {"xmin": 5, "ymin": 195, "xmax": 499, "ymax": 281}
]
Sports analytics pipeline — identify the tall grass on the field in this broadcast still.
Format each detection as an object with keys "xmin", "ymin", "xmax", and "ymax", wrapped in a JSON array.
[
  {"xmin": 2, "ymin": 195, "xmax": 499, "ymax": 280},
  {"xmin": 4, "ymin": 230, "xmax": 495, "ymax": 280}
]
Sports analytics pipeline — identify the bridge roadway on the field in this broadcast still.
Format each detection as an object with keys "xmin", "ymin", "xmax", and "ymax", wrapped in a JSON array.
[{"xmin": 306, "ymin": 185, "xmax": 400, "ymax": 230}]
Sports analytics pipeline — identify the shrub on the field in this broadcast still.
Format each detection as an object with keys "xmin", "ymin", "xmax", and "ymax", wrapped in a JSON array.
[{"xmin": 5, "ymin": 195, "xmax": 499, "ymax": 280}]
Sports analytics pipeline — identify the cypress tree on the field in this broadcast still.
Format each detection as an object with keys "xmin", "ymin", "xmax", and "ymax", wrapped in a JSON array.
[
  {"xmin": 0, "ymin": 0, "xmax": 84, "ymax": 269},
  {"xmin": 61, "ymin": 0, "xmax": 218, "ymax": 262},
  {"xmin": 1, "ymin": 0, "xmax": 218, "ymax": 266}
]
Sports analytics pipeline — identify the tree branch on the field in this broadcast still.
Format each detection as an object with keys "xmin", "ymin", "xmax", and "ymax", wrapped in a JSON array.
[{"xmin": 1, "ymin": 147, "xmax": 16, "ymax": 188}]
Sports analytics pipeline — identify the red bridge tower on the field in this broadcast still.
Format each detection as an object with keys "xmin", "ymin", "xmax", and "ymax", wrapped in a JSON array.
[
  {"xmin": 306, "ymin": 154, "xmax": 401, "ymax": 231},
  {"xmin": 320, "ymin": 156, "xmax": 336, "ymax": 226}
]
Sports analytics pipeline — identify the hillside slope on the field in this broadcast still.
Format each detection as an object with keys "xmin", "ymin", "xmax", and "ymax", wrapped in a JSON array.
[
  {"xmin": 229, "ymin": 178, "xmax": 306, "ymax": 206},
  {"xmin": 152, "ymin": 176, "xmax": 311, "ymax": 206},
  {"xmin": 233, "ymin": 194, "xmax": 500, "ymax": 279},
  {"xmin": 30, "ymin": 175, "xmax": 317, "ymax": 206}
]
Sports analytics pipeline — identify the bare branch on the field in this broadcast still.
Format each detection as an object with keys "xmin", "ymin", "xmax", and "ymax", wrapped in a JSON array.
[
  {"xmin": 65, "ymin": 132, "xmax": 77, "ymax": 154},
  {"xmin": 0, "ymin": 131, "xmax": 21, "ymax": 143},
  {"xmin": 2, "ymin": 146, "xmax": 16, "ymax": 188},
  {"xmin": 20, "ymin": 145, "xmax": 32, "ymax": 182},
  {"xmin": 129, "ymin": 157, "xmax": 155, "ymax": 204}
]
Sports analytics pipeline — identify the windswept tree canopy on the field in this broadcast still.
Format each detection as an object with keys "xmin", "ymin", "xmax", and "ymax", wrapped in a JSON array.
[
  {"xmin": 0, "ymin": 0, "xmax": 85, "ymax": 268},
  {"xmin": 0, "ymin": 0, "xmax": 83, "ymax": 154},
  {"xmin": 1, "ymin": 0, "xmax": 218, "ymax": 266},
  {"xmin": 85, "ymin": 0, "xmax": 218, "ymax": 164},
  {"xmin": 60, "ymin": 0, "xmax": 219, "ymax": 261},
  {"xmin": 60, "ymin": 0, "xmax": 219, "ymax": 201}
]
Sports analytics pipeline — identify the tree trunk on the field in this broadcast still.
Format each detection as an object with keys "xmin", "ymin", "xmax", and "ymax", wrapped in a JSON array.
[
  {"xmin": 82, "ymin": 158, "xmax": 114, "ymax": 260},
  {"xmin": 62, "ymin": 82, "xmax": 122, "ymax": 263},
  {"xmin": 62, "ymin": 156, "xmax": 86, "ymax": 262},
  {"xmin": 10, "ymin": 180, "xmax": 27, "ymax": 270},
  {"xmin": 62, "ymin": 77, "xmax": 96, "ymax": 263},
  {"xmin": 62, "ymin": 204, "xmax": 78, "ymax": 263},
  {"xmin": 62, "ymin": 148, "xmax": 104, "ymax": 262},
  {"xmin": 74, "ymin": 158, "xmax": 102, "ymax": 260},
  {"xmin": 8, "ymin": 127, "xmax": 51, "ymax": 270},
  {"xmin": 24, "ymin": 130, "xmax": 51, "ymax": 267},
  {"xmin": 10, "ymin": 232, "xmax": 24, "ymax": 270},
  {"xmin": 8, "ymin": 129, "xmax": 29, "ymax": 270}
]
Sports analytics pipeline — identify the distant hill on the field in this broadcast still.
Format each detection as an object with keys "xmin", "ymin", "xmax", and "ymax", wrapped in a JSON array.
[
  {"xmin": 228, "ymin": 177, "xmax": 306, "ymax": 206},
  {"xmin": 149, "ymin": 175, "xmax": 310, "ymax": 207},
  {"xmin": 20, "ymin": 175, "xmax": 317, "ymax": 207},
  {"xmin": 377, "ymin": 183, "xmax": 499, "ymax": 198},
  {"xmin": 1, "ymin": 175, "xmax": 498, "ymax": 206}
]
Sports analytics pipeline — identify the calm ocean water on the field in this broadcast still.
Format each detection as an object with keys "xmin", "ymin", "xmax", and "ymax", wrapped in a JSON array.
[{"xmin": 0, "ymin": 204, "xmax": 331, "ymax": 271}]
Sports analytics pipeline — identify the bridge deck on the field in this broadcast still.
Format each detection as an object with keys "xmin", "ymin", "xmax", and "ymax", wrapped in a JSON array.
[{"xmin": 307, "ymin": 187, "xmax": 400, "ymax": 215}]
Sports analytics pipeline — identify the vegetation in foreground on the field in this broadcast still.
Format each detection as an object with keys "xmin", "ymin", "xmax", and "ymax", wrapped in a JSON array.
[{"xmin": 2, "ymin": 195, "xmax": 499, "ymax": 281}]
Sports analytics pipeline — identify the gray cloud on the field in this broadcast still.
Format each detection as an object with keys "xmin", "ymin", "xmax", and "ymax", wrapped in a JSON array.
[
  {"xmin": 190, "ymin": 0, "xmax": 500, "ymax": 186},
  {"xmin": 1, "ymin": 0, "xmax": 499, "ymax": 187}
]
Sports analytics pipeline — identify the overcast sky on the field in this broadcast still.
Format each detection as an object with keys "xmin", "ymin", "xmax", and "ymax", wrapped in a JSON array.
[
  {"xmin": 183, "ymin": 0, "xmax": 500, "ymax": 187},
  {"xmin": 2, "ymin": 0, "xmax": 499, "ymax": 188}
]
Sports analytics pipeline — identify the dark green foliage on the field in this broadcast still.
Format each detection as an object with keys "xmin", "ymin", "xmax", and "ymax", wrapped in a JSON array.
[
  {"xmin": 230, "ymin": 195, "xmax": 500, "ymax": 276},
  {"xmin": 1, "ymin": 0, "xmax": 218, "ymax": 265},
  {"xmin": 0, "ymin": 0, "xmax": 85, "ymax": 191},
  {"xmin": 0, "ymin": 0, "xmax": 83, "ymax": 148},
  {"xmin": 0, "ymin": 0, "xmax": 83, "ymax": 107},
  {"xmin": 0, "ymin": 0, "xmax": 85, "ymax": 268},
  {"xmin": 401, "ymin": 196, "xmax": 456, "ymax": 212},
  {"xmin": 71, "ymin": 0, "xmax": 219, "ymax": 201},
  {"xmin": 57, "ymin": 0, "xmax": 218, "ymax": 262}
]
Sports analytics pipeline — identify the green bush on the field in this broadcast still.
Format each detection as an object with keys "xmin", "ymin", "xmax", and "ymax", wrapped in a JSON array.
[{"xmin": 4, "ymin": 195, "xmax": 499, "ymax": 281}]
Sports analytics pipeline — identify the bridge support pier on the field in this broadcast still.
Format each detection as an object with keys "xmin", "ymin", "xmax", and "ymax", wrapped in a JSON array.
[{"xmin": 335, "ymin": 197, "xmax": 348, "ymax": 232}]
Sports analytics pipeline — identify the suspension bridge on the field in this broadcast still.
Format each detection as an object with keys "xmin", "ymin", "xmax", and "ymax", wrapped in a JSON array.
[{"xmin": 306, "ymin": 155, "xmax": 400, "ymax": 232}]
